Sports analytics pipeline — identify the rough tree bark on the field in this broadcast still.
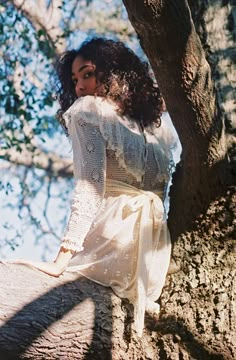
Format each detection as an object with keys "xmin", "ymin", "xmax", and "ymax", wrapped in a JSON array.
[
  {"xmin": 188, "ymin": 0, "xmax": 236, "ymax": 131},
  {"xmin": 0, "ymin": 1, "xmax": 235, "ymax": 359}
]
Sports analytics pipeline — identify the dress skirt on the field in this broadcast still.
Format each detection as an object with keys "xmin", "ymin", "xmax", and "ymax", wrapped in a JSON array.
[{"xmin": 66, "ymin": 179, "xmax": 171, "ymax": 336}]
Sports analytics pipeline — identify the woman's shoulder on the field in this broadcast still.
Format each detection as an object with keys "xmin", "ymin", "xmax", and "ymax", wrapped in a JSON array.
[
  {"xmin": 72, "ymin": 95, "xmax": 104, "ymax": 112},
  {"xmin": 63, "ymin": 95, "xmax": 118, "ymax": 128}
]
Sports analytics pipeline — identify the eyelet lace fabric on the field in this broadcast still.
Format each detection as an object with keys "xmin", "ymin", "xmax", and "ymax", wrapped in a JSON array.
[
  {"xmin": 61, "ymin": 115, "xmax": 106, "ymax": 252},
  {"xmin": 61, "ymin": 95, "xmax": 180, "ymax": 336}
]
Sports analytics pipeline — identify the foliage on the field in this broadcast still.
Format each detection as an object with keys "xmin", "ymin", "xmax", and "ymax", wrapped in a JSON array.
[
  {"xmin": 0, "ymin": 0, "xmax": 138, "ymax": 258},
  {"xmin": 0, "ymin": 4, "xmax": 57, "ymax": 150}
]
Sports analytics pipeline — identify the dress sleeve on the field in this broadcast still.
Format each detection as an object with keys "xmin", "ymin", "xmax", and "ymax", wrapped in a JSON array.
[
  {"xmin": 60, "ymin": 104, "xmax": 106, "ymax": 252},
  {"xmin": 146, "ymin": 112, "xmax": 182, "ymax": 183}
]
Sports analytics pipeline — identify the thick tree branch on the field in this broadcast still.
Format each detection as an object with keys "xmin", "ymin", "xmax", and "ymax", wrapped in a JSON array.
[{"xmin": 0, "ymin": 264, "xmax": 147, "ymax": 359}]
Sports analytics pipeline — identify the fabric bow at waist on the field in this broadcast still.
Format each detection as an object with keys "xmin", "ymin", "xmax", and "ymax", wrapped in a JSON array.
[{"xmin": 105, "ymin": 179, "xmax": 164, "ymax": 228}]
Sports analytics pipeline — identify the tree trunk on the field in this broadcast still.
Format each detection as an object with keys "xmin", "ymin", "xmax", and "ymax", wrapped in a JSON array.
[
  {"xmin": 188, "ymin": 0, "xmax": 236, "ymax": 133},
  {"xmin": 122, "ymin": 0, "xmax": 235, "ymax": 238}
]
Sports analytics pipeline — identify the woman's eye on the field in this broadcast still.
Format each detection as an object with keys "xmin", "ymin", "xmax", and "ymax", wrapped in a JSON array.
[
  {"xmin": 84, "ymin": 71, "xmax": 93, "ymax": 79},
  {"xmin": 72, "ymin": 79, "xmax": 77, "ymax": 85}
]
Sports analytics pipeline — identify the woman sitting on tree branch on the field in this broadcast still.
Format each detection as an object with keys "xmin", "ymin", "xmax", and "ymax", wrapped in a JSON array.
[{"xmin": 10, "ymin": 38, "xmax": 179, "ymax": 336}]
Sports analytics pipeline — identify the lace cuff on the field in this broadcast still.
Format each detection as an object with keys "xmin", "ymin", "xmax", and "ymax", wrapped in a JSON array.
[{"xmin": 60, "ymin": 238, "xmax": 84, "ymax": 252}]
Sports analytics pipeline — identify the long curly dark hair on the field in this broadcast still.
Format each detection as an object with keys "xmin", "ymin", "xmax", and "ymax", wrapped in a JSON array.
[{"xmin": 55, "ymin": 38, "xmax": 163, "ymax": 131}]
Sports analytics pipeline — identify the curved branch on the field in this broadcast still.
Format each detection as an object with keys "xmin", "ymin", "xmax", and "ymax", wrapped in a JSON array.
[
  {"xmin": 0, "ymin": 146, "xmax": 73, "ymax": 177},
  {"xmin": 11, "ymin": 0, "xmax": 65, "ymax": 54}
]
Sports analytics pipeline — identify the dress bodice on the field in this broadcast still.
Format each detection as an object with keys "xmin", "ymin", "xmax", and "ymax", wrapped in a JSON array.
[{"xmin": 60, "ymin": 95, "xmax": 179, "ymax": 252}]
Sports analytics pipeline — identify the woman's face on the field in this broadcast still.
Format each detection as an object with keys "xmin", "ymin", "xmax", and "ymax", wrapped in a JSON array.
[{"xmin": 71, "ymin": 56, "xmax": 98, "ymax": 97}]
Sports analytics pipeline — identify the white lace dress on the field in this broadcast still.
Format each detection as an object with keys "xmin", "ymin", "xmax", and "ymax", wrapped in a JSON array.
[{"xmin": 61, "ymin": 95, "xmax": 179, "ymax": 336}]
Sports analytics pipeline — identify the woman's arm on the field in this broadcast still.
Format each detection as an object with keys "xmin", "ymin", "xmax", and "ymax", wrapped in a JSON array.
[
  {"xmin": 60, "ymin": 116, "xmax": 106, "ymax": 253},
  {"xmin": 10, "ymin": 99, "xmax": 106, "ymax": 276},
  {"xmin": 11, "ymin": 247, "xmax": 74, "ymax": 277}
]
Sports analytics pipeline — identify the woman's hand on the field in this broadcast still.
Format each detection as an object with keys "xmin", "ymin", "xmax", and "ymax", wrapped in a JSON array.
[
  {"xmin": 7, "ymin": 259, "xmax": 65, "ymax": 277},
  {"xmin": 7, "ymin": 247, "xmax": 74, "ymax": 277}
]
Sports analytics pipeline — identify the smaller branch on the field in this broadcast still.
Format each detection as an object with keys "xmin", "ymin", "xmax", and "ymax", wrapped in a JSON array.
[
  {"xmin": 0, "ymin": 146, "xmax": 73, "ymax": 178},
  {"xmin": 12, "ymin": 0, "xmax": 65, "ymax": 54}
]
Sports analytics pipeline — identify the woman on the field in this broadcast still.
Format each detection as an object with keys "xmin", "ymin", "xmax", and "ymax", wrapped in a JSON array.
[{"xmin": 13, "ymin": 38, "xmax": 178, "ymax": 336}]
